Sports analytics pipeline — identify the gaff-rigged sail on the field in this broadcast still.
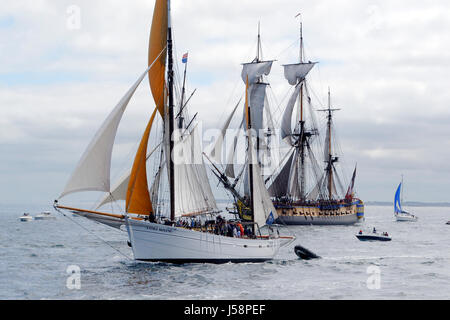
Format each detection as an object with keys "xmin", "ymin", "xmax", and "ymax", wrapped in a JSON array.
[
  {"xmin": 174, "ymin": 125, "xmax": 218, "ymax": 217},
  {"xmin": 126, "ymin": 108, "xmax": 158, "ymax": 215},
  {"xmin": 394, "ymin": 183, "xmax": 403, "ymax": 214},
  {"xmin": 148, "ymin": 0, "xmax": 168, "ymax": 117}
]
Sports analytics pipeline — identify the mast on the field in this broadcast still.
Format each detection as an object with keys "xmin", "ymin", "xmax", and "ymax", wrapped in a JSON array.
[
  {"xmin": 255, "ymin": 22, "xmax": 262, "ymax": 164},
  {"xmin": 256, "ymin": 22, "xmax": 262, "ymax": 63},
  {"xmin": 167, "ymin": 0, "xmax": 176, "ymax": 221},
  {"xmin": 246, "ymin": 77, "xmax": 255, "ymax": 225},
  {"xmin": 298, "ymin": 15, "xmax": 306, "ymax": 200},
  {"xmin": 318, "ymin": 88, "xmax": 340, "ymax": 200},
  {"xmin": 178, "ymin": 52, "xmax": 188, "ymax": 129}
]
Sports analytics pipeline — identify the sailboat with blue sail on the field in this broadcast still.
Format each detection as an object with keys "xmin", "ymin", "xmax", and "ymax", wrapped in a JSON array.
[{"xmin": 394, "ymin": 179, "xmax": 418, "ymax": 222}]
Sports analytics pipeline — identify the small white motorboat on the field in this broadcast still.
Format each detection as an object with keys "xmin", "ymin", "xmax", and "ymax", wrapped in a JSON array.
[
  {"xmin": 356, "ymin": 228, "xmax": 392, "ymax": 242},
  {"xmin": 35, "ymin": 211, "xmax": 56, "ymax": 220},
  {"xmin": 19, "ymin": 213, "xmax": 33, "ymax": 222}
]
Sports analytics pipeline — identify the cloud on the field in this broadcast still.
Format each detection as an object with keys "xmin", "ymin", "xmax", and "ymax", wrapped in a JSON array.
[{"xmin": 1, "ymin": 0, "xmax": 450, "ymax": 205}]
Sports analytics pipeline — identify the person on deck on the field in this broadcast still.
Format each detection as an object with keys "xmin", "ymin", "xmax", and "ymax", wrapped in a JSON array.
[
  {"xmin": 237, "ymin": 222, "xmax": 244, "ymax": 238},
  {"xmin": 149, "ymin": 212, "xmax": 156, "ymax": 223}
]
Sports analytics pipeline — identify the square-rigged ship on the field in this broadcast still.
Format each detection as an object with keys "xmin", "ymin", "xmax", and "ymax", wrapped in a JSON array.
[
  {"xmin": 267, "ymin": 20, "xmax": 364, "ymax": 225},
  {"xmin": 210, "ymin": 19, "xmax": 364, "ymax": 226}
]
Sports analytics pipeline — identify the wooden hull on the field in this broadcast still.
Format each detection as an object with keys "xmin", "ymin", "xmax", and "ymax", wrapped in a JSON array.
[{"xmin": 275, "ymin": 199, "xmax": 364, "ymax": 226}]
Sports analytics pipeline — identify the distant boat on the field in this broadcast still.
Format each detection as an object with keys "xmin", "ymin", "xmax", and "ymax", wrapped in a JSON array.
[
  {"xmin": 19, "ymin": 213, "xmax": 33, "ymax": 222},
  {"xmin": 356, "ymin": 228, "xmax": 391, "ymax": 242},
  {"xmin": 35, "ymin": 211, "xmax": 56, "ymax": 221},
  {"xmin": 446, "ymin": 221, "xmax": 450, "ymax": 225},
  {"xmin": 394, "ymin": 180, "xmax": 418, "ymax": 222}
]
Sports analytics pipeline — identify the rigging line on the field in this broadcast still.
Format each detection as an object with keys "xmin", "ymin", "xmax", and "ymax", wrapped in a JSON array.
[{"xmin": 53, "ymin": 205, "xmax": 132, "ymax": 261}]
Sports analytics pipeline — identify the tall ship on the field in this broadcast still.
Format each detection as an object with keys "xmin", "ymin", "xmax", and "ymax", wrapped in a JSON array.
[
  {"xmin": 54, "ymin": 0, "xmax": 287, "ymax": 263},
  {"xmin": 266, "ymin": 19, "xmax": 364, "ymax": 225},
  {"xmin": 209, "ymin": 20, "xmax": 364, "ymax": 226}
]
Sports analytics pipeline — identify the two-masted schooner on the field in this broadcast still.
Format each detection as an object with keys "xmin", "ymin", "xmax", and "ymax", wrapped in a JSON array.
[{"xmin": 54, "ymin": 0, "xmax": 285, "ymax": 263}]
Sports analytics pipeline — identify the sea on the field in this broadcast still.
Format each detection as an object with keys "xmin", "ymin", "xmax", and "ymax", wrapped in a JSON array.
[{"xmin": 1, "ymin": 204, "xmax": 449, "ymax": 300}]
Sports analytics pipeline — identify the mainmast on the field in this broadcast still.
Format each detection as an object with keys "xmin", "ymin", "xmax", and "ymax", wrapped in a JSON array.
[
  {"xmin": 298, "ymin": 16, "xmax": 306, "ymax": 200},
  {"xmin": 167, "ymin": 0, "xmax": 176, "ymax": 221},
  {"xmin": 294, "ymin": 14, "xmax": 314, "ymax": 201},
  {"xmin": 318, "ymin": 89, "xmax": 340, "ymax": 200}
]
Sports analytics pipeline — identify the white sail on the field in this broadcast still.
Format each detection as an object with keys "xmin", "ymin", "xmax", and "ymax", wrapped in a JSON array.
[
  {"xmin": 287, "ymin": 155, "xmax": 301, "ymax": 200},
  {"xmin": 59, "ymin": 66, "xmax": 151, "ymax": 199},
  {"xmin": 96, "ymin": 143, "xmax": 162, "ymax": 209},
  {"xmin": 268, "ymin": 149, "xmax": 296, "ymax": 198},
  {"xmin": 96, "ymin": 173, "xmax": 130, "ymax": 209},
  {"xmin": 281, "ymin": 84, "xmax": 302, "ymax": 141},
  {"xmin": 324, "ymin": 123, "xmax": 331, "ymax": 159},
  {"xmin": 210, "ymin": 100, "xmax": 240, "ymax": 164},
  {"xmin": 225, "ymin": 134, "xmax": 239, "ymax": 178},
  {"xmin": 174, "ymin": 125, "xmax": 218, "ymax": 217},
  {"xmin": 241, "ymin": 61, "xmax": 273, "ymax": 85},
  {"xmin": 307, "ymin": 173, "xmax": 324, "ymax": 200},
  {"xmin": 248, "ymin": 83, "xmax": 269, "ymax": 136},
  {"xmin": 248, "ymin": 130, "xmax": 278, "ymax": 228},
  {"xmin": 283, "ymin": 62, "xmax": 316, "ymax": 86},
  {"xmin": 225, "ymin": 119, "xmax": 244, "ymax": 178}
]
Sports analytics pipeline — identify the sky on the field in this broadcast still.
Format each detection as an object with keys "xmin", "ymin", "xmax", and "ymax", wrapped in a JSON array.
[{"xmin": 1, "ymin": 0, "xmax": 450, "ymax": 206}]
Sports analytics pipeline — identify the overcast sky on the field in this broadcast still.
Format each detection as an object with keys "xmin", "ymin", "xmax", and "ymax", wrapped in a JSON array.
[{"xmin": 1, "ymin": 0, "xmax": 450, "ymax": 206}]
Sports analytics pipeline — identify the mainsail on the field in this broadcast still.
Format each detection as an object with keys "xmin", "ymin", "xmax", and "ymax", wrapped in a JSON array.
[
  {"xmin": 174, "ymin": 125, "xmax": 218, "ymax": 217},
  {"xmin": 394, "ymin": 183, "xmax": 403, "ymax": 214}
]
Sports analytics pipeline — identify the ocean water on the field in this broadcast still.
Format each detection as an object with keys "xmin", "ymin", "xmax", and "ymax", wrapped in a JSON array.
[{"xmin": 1, "ymin": 204, "xmax": 449, "ymax": 300}]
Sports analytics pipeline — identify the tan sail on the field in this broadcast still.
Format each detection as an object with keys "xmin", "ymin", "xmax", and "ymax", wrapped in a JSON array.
[
  {"xmin": 148, "ymin": 0, "xmax": 168, "ymax": 117},
  {"xmin": 126, "ymin": 108, "xmax": 158, "ymax": 215}
]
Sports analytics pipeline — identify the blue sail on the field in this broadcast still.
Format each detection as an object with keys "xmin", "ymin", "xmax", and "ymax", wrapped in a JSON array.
[{"xmin": 394, "ymin": 183, "xmax": 403, "ymax": 214}]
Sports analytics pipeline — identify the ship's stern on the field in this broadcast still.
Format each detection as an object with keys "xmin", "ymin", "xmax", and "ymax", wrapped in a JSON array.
[{"xmin": 356, "ymin": 199, "xmax": 365, "ymax": 221}]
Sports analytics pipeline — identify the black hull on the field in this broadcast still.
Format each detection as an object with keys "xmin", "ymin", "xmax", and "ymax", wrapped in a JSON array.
[
  {"xmin": 356, "ymin": 235, "xmax": 391, "ymax": 242},
  {"xmin": 294, "ymin": 245, "xmax": 320, "ymax": 260}
]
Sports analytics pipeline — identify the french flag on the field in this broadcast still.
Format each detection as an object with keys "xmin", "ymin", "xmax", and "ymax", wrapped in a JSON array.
[{"xmin": 182, "ymin": 52, "xmax": 188, "ymax": 64}]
